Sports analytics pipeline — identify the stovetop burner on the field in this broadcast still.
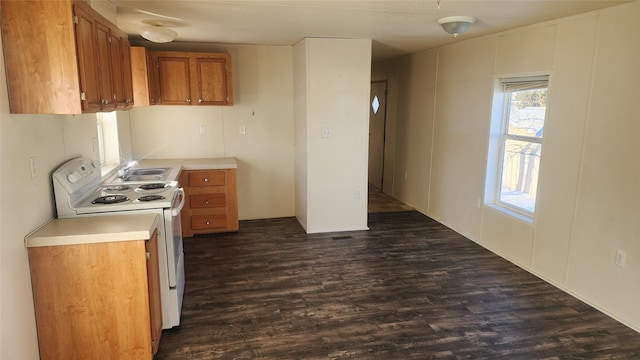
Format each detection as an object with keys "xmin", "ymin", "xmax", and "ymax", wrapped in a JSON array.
[
  {"xmin": 92, "ymin": 195, "xmax": 129, "ymax": 204},
  {"xmin": 138, "ymin": 183, "xmax": 169, "ymax": 190},
  {"xmin": 103, "ymin": 185, "xmax": 131, "ymax": 192},
  {"xmin": 137, "ymin": 195, "xmax": 166, "ymax": 202}
]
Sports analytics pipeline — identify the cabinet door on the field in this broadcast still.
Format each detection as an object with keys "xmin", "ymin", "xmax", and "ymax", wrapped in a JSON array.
[
  {"xmin": 74, "ymin": 4, "xmax": 102, "ymax": 112},
  {"xmin": 109, "ymin": 31, "xmax": 125, "ymax": 108},
  {"xmin": 96, "ymin": 21, "xmax": 114, "ymax": 110},
  {"xmin": 121, "ymin": 38, "xmax": 135, "ymax": 107},
  {"xmin": 146, "ymin": 231, "xmax": 163, "ymax": 355},
  {"xmin": 109, "ymin": 32, "xmax": 134, "ymax": 109},
  {"xmin": 28, "ymin": 241, "xmax": 153, "ymax": 359},
  {"xmin": 131, "ymin": 47, "xmax": 151, "ymax": 106},
  {"xmin": 157, "ymin": 56, "xmax": 192, "ymax": 105},
  {"xmin": 193, "ymin": 57, "xmax": 229, "ymax": 105},
  {"xmin": 1, "ymin": 1, "xmax": 81, "ymax": 114},
  {"xmin": 146, "ymin": 52, "xmax": 161, "ymax": 105}
]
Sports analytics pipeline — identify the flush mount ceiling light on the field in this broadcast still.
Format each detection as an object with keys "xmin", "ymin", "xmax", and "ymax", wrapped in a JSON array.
[
  {"xmin": 140, "ymin": 20, "xmax": 178, "ymax": 43},
  {"xmin": 437, "ymin": 16, "xmax": 476, "ymax": 37}
]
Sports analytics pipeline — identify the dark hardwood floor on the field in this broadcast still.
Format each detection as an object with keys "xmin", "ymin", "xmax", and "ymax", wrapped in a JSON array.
[
  {"xmin": 368, "ymin": 188, "xmax": 413, "ymax": 213},
  {"xmin": 157, "ymin": 211, "xmax": 640, "ymax": 359}
]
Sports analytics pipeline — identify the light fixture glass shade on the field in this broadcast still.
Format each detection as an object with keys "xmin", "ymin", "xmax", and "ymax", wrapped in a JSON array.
[
  {"xmin": 140, "ymin": 26, "xmax": 177, "ymax": 43},
  {"xmin": 437, "ymin": 16, "xmax": 476, "ymax": 37}
]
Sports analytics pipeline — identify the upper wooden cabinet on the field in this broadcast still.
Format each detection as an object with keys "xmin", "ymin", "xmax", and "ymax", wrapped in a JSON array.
[
  {"xmin": 0, "ymin": 0, "xmax": 134, "ymax": 114},
  {"xmin": 146, "ymin": 51, "xmax": 233, "ymax": 106},
  {"xmin": 131, "ymin": 47, "xmax": 152, "ymax": 107}
]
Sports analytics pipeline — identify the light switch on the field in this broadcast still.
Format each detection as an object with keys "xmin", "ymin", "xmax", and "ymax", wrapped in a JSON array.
[
  {"xmin": 240, "ymin": 125, "xmax": 246, "ymax": 135},
  {"xmin": 29, "ymin": 156, "xmax": 37, "ymax": 178}
]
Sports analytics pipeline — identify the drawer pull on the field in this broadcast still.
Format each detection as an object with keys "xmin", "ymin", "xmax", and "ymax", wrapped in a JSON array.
[
  {"xmin": 206, "ymin": 220, "xmax": 211, "ymax": 225},
  {"xmin": 205, "ymin": 200, "xmax": 210, "ymax": 205},
  {"xmin": 204, "ymin": 178, "xmax": 209, "ymax": 182}
]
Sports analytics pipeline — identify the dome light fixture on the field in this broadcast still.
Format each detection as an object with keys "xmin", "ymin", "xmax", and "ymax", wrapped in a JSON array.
[
  {"xmin": 437, "ymin": 16, "xmax": 476, "ymax": 37},
  {"xmin": 139, "ymin": 20, "xmax": 178, "ymax": 43}
]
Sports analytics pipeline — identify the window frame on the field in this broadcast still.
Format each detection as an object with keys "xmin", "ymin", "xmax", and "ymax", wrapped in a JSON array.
[
  {"xmin": 95, "ymin": 111, "xmax": 121, "ymax": 177},
  {"xmin": 486, "ymin": 74, "xmax": 550, "ymax": 221}
]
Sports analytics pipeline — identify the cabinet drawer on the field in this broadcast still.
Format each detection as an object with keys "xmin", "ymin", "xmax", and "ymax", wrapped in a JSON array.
[
  {"xmin": 188, "ymin": 171, "xmax": 225, "ymax": 187},
  {"xmin": 191, "ymin": 215, "xmax": 227, "ymax": 230},
  {"xmin": 190, "ymin": 193, "xmax": 226, "ymax": 208}
]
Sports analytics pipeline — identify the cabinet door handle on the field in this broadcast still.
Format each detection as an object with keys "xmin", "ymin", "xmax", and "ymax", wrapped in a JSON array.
[
  {"xmin": 204, "ymin": 178, "xmax": 209, "ymax": 183},
  {"xmin": 186, "ymin": 98, "xmax": 191, "ymax": 104},
  {"xmin": 205, "ymin": 220, "xmax": 211, "ymax": 225},
  {"xmin": 146, "ymin": 251, "xmax": 150, "ymax": 260},
  {"xmin": 205, "ymin": 200, "xmax": 210, "ymax": 205},
  {"xmin": 198, "ymin": 98, "xmax": 204, "ymax": 103}
]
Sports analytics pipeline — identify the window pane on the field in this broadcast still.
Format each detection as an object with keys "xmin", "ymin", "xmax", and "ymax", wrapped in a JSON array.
[
  {"xmin": 95, "ymin": 112, "xmax": 120, "ymax": 168},
  {"xmin": 507, "ymin": 89, "xmax": 547, "ymax": 138},
  {"xmin": 499, "ymin": 138, "xmax": 541, "ymax": 212},
  {"xmin": 371, "ymin": 95, "xmax": 380, "ymax": 114}
]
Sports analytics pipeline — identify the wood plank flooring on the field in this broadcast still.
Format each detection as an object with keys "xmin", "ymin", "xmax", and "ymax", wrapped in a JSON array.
[
  {"xmin": 368, "ymin": 188, "xmax": 413, "ymax": 213},
  {"xmin": 156, "ymin": 211, "xmax": 640, "ymax": 359}
]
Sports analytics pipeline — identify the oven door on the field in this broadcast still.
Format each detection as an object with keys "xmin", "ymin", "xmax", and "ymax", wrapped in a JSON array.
[{"xmin": 164, "ymin": 188, "xmax": 185, "ymax": 287}]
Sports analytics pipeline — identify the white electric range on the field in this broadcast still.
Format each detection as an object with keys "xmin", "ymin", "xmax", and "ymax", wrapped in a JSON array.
[{"xmin": 52, "ymin": 157, "xmax": 185, "ymax": 329}]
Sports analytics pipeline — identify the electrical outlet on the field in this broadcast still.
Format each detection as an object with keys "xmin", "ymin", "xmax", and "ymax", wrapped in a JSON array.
[
  {"xmin": 321, "ymin": 127, "xmax": 333, "ymax": 138},
  {"xmin": 240, "ymin": 125, "xmax": 246, "ymax": 135},
  {"xmin": 475, "ymin": 198, "xmax": 481, "ymax": 208},
  {"xmin": 199, "ymin": 125, "xmax": 206, "ymax": 136},
  {"xmin": 615, "ymin": 249, "xmax": 626, "ymax": 267}
]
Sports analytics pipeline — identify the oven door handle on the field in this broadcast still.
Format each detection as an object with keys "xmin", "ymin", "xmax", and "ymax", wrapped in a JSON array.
[{"xmin": 172, "ymin": 188, "xmax": 186, "ymax": 216}]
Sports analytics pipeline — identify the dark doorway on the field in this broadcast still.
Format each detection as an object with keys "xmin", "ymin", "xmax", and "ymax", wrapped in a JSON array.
[{"xmin": 368, "ymin": 80, "xmax": 387, "ymax": 191}]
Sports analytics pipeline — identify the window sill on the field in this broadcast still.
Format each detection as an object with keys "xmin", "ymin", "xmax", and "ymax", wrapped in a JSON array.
[
  {"xmin": 100, "ymin": 164, "xmax": 120, "ymax": 180},
  {"xmin": 485, "ymin": 203, "xmax": 535, "ymax": 225}
]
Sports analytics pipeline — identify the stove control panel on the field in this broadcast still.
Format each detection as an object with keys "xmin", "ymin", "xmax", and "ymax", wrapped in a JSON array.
[{"xmin": 67, "ymin": 162, "xmax": 97, "ymax": 183}]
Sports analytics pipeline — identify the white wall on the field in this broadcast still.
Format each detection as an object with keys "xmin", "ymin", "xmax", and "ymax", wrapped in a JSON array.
[
  {"xmin": 294, "ymin": 38, "xmax": 371, "ymax": 233},
  {"xmin": 375, "ymin": 1, "xmax": 640, "ymax": 332},
  {"xmin": 129, "ymin": 44, "xmax": 296, "ymax": 221}
]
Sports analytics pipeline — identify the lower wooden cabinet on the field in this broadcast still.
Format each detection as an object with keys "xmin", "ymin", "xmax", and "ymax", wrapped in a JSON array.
[
  {"xmin": 28, "ymin": 231, "xmax": 162, "ymax": 359},
  {"xmin": 179, "ymin": 168, "xmax": 239, "ymax": 236}
]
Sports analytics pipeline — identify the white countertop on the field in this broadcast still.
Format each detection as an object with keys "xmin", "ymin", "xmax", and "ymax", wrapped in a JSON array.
[{"xmin": 25, "ymin": 214, "xmax": 160, "ymax": 248}]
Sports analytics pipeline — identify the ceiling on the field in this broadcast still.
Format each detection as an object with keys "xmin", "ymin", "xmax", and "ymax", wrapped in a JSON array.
[{"xmin": 110, "ymin": 0, "xmax": 633, "ymax": 61}]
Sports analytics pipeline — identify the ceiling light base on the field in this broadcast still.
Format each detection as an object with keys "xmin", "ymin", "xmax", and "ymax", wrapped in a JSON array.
[
  {"xmin": 437, "ymin": 16, "xmax": 476, "ymax": 37},
  {"xmin": 140, "ymin": 26, "xmax": 177, "ymax": 43}
]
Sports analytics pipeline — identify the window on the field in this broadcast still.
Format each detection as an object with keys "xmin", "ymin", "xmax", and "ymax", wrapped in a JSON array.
[
  {"xmin": 96, "ymin": 111, "xmax": 121, "ymax": 175},
  {"xmin": 488, "ymin": 75, "xmax": 548, "ymax": 217}
]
